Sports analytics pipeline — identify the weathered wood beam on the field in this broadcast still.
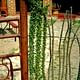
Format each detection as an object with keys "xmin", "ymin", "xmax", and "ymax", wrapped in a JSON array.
[{"xmin": 20, "ymin": 0, "xmax": 28, "ymax": 80}]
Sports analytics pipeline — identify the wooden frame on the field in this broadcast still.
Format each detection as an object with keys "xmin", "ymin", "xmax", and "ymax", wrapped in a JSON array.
[{"xmin": 20, "ymin": 0, "xmax": 28, "ymax": 80}]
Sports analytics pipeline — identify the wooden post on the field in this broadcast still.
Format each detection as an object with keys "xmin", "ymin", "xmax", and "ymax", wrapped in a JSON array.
[
  {"xmin": 20, "ymin": 0, "xmax": 28, "ymax": 80},
  {"xmin": 1, "ymin": 0, "xmax": 8, "ymax": 15}
]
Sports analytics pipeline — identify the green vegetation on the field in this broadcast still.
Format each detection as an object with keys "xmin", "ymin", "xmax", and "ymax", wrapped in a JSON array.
[
  {"xmin": 28, "ymin": 0, "xmax": 80, "ymax": 80},
  {"xmin": 29, "ymin": 0, "xmax": 48, "ymax": 80}
]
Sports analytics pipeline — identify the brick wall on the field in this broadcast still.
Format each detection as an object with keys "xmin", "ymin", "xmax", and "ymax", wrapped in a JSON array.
[
  {"xmin": 7, "ymin": 0, "xmax": 52, "ymax": 16},
  {"xmin": 7, "ymin": 0, "xmax": 16, "ymax": 16}
]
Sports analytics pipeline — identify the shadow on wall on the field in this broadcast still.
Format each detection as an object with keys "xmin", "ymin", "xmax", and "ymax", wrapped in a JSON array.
[{"xmin": 53, "ymin": 0, "xmax": 80, "ymax": 14}]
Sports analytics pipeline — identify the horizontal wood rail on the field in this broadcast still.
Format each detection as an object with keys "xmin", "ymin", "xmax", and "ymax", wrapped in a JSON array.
[
  {"xmin": 0, "ymin": 16, "xmax": 20, "ymax": 22},
  {"xmin": 0, "ymin": 34, "xmax": 20, "ymax": 39},
  {"xmin": 0, "ymin": 53, "xmax": 20, "ymax": 58}
]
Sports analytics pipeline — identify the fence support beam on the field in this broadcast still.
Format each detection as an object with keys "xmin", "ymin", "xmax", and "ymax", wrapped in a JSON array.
[{"xmin": 20, "ymin": 0, "xmax": 28, "ymax": 80}]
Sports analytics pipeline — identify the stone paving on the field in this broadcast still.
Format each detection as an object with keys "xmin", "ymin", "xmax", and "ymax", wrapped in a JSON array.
[{"xmin": 45, "ymin": 18, "xmax": 80, "ymax": 80}]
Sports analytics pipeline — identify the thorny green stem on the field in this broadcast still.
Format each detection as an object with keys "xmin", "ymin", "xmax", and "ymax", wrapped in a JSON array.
[
  {"xmin": 48, "ymin": 19, "xmax": 52, "ymax": 80},
  {"xmin": 71, "ymin": 28, "xmax": 80, "ymax": 80},
  {"xmin": 68, "ymin": 7, "xmax": 72, "ymax": 80},
  {"xmin": 58, "ymin": 15, "xmax": 65, "ymax": 80},
  {"xmin": 65, "ymin": 13, "xmax": 72, "ymax": 80},
  {"xmin": 68, "ymin": 25, "xmax": 80, "ymax": 80},
  {"xmin": 61, "ymin": 12, "xmax": 69, "ymax": 80},
  {"xmin": 71, "ymin": 29, "xmax": 80, "ymax": 80},
  {"xmin": 51, "ymin": 17, "xmax": 54, "ymax": 80}
]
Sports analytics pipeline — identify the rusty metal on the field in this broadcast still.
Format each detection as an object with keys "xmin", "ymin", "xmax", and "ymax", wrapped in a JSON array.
[
  {"xmin": 0, "ymin": 53, "xmax": 20, "ymax": 80},
  {"xmin": 20, "ymin": 0, "xmax": 28, "ymax": 80}
]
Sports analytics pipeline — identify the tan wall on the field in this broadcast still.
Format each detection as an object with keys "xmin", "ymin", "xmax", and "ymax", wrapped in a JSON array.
[{"xmin": 7, "ymin": 0, "xmax": 16, "ymax": 16}]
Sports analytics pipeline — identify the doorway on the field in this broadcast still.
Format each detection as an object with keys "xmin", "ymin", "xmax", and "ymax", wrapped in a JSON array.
[{"xmin": 15, "ymin": 0, "xmax": 20, "ymax": 12}]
